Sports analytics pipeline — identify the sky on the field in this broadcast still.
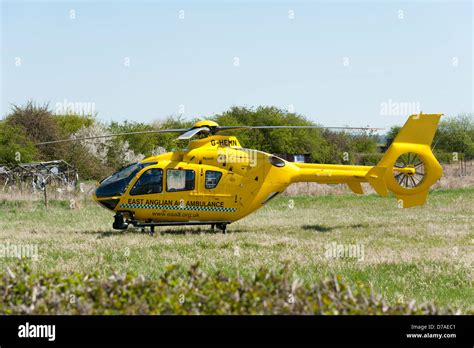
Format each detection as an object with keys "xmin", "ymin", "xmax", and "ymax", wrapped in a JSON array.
[{"xmin": 1, "ymin": 0, "xmax": 472, "ymax": 130}]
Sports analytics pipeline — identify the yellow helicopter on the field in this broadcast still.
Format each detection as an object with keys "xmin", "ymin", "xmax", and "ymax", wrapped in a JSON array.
[{"xmin": 39, "ymin": 113, "xmax": 443, "ymax": 235}]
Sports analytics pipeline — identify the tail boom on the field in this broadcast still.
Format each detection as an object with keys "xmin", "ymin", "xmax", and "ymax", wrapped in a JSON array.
[{"xmin": 290, "ymin": 113, "xmax": 443, "ymax": 208}]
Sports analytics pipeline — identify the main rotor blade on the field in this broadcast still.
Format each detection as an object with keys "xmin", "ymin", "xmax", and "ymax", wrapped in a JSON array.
[
  {"xmin": 177, "ymin": 126, "xmax": 211, "ymax": 140},
  {"xmin": 35, "ymin": 128, "xmax": 189, "ymax": 145},
  {"xmin": 215, "ymin": 125, "xmax": 384, "ymax": 132},
  {"xmin": 35, "ymin": 123, "xmax": 383, "ymax": 146}
]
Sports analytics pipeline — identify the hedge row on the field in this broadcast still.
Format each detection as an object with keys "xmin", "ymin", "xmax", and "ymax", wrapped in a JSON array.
[{"xmin": 0, "ymin": 263, "xmax": 462, "ymax": 315}]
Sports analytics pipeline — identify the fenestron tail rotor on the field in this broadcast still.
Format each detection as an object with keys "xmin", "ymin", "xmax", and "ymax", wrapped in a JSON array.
[{"xmin": 393, "ymin": 152, "xmax": 426, "ymax": 189}]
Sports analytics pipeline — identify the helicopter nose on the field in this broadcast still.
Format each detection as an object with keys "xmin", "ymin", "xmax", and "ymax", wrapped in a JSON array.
[
  {"xmin": 95, "ymin": 197, "xmax": 120, "ymax": 210},
  {"xmin": 93, "ymin": 182, "xmax": 121, "ymax": 210},
  {"xmin": 95, "ymin": 180, "xmax": 124, "ymax": 198},
  {"xmin": 95, "ymin": 171, "xmax": 134, "ymax": 198}
]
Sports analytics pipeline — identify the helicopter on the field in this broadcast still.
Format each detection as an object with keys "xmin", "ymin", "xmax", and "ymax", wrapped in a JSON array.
[{"xmin": 37, "ymin": 113, "xmax": 443, "ymax": 235}]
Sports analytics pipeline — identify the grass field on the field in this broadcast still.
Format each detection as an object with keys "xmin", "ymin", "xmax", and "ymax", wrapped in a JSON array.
[{"xmin": 0, "ymin": 187, "xmax": 473, "ymax": 312}]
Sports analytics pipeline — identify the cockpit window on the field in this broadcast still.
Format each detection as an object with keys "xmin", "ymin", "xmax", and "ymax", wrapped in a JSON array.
[
  {"xmin": 95, "ymin": 162, "xmax": 157, "ymax": 198},
  {"xmin": 130, "ymin": 168, "xmax": 163, "ymax": 195},
  {"xmin": 166, "ymin": 169, "xmax": 195, "ymax": 192}
]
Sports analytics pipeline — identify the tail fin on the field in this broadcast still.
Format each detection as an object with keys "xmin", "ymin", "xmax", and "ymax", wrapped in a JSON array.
[{"xmin": 366, "ymin": 113, "xmax": 443, "ymax": 208}]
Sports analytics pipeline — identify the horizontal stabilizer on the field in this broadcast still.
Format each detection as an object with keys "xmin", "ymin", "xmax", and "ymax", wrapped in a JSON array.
[
  {"xmin": 365, "ymin": 166, "xmax": 388, "ymax": 197},
  {"xmin": 347, "ymin": 182, "xmax": 364, "ymax": 194}
]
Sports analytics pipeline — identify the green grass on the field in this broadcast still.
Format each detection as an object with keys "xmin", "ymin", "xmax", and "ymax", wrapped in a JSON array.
[{"xmin": 0, "ymin": 187, "xmax": 473, "ymax": 312}]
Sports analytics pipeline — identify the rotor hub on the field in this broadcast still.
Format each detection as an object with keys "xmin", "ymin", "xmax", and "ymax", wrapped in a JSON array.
[
  {"xmin": 192, "ymin": 120, "xmax": 219, "ymax": 129},
  {"xmin": 393, "ymin": 152, "xmax": 425, "ymax": 189}
]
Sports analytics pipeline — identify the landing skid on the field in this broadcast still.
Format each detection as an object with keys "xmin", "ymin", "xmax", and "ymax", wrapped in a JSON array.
[
  {"xmin": 113, "ymin": 213, "xmax": 230, "ymax": 235},
  {"xmin": 132, "ymin": 220, "xmax": 230, "ymax": 236}
]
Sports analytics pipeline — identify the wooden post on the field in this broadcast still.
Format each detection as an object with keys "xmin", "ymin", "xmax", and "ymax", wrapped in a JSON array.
[{"xmin": 43, "ymin": 184, "xmax": 48, "ymax": 209}]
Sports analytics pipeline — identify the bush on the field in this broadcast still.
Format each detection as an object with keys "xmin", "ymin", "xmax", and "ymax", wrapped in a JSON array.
[
  {"xmin": 0, "ymin": 122, "xmax": 37, "ymax": 164},
  {"xmin": 212, "ymin": 106, "xmax": 345, "ymax": 163},
  {"xmin": 151, "ymin": 115, "xmax": 197, "ymax": 152},
  {"xmin": 435, "ymin": 114, "xmax": 474, "ymax": 158},
  {"xmin": 354, "ymin": 153, "xmax": 384, "ymax": 166},
  {"xmin": 0, "ymin": 263, "xmax": 463, "ymax": 315},
  {"xmin": 108, "ymin": 121, "xmax": 159, "ymax": 158},
  {"xmin": 6, "ymin": 101, "xmax": 69, "ymax": 161},
  {"xmin": 54, "ymin": 114, "xmax": 95, "ymax": 135},
  {"xmin": 433, "ymin": 151, "xmax": 466, "ymax": 164}
]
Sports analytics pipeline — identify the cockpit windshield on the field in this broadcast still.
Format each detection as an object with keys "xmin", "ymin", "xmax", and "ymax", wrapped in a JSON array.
[{"xmin": 95, "ymin": 162, "xmax": 157, "ymax": 198}]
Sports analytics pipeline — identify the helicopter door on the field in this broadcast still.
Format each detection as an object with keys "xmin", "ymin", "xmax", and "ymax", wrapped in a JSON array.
[
  {"xmin": 166, "ymin": 169, "xmax": 195, "ymax": 192},
  {"xmin": 223, "ymin": 171, "xmax": 243, "ymax": 206},
  {"xmin": 223, "ymin": 167, "xmax": 262, "ymax": 208},
  {"xmin": 129, "ymin": 168, "xmax": 163, "ymax": 196}
]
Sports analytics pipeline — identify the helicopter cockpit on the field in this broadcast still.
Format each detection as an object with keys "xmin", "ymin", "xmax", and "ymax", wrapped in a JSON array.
[{"xmin": 95, "ymin": 162, "xmax": 157, "ymax": 198}]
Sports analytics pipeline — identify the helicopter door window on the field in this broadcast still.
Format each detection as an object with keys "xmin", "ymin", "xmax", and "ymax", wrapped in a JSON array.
[
  {"xmin": 166, "ymin": 169, "xmax": 195, "ymax": 192},
  {"xmin": 130, "ymin": 168, "xmax": 163, "ymax": 195},
  {"xmin": 205, "ymin": 171, "xmax": 222, "ymax": 189}
]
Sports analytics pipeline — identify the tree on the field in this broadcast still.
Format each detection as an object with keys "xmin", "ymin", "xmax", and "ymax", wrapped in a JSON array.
[
  {"xmin": 108, "ymin": 120, "xmax": 160, "ymax": 157},
  {"xmin": 385, "ymin": 126, "xmax": 401, "ymax": 148},
  {"xmin": 320, "ymin": 130, "xmax": 352, "ymax": 163},
  {"xmin": 211, "ymin": 106, "xmax": 336, "ymax": 162},
  {"xmin": 349, "ymin": 131, "xmax": 378, "ymax": 154},
  {"xmin": 151, "ymin": 115, "xmax": 197, "ymax": 152},
  {"xmin": 434, "ymin": 114, "xmax": 474, "ymax": 158},
  {"xmin": 0, "ymin": 122, "xmax": 37, "ymax": 164},
  {"xmin": 68, "ymin": 123, "xmax": 142, "ymax": 180},
  {"xmin": 54, "ymin": 114, "xmax": 95, "ymax": 135},
  {"xmin": 5, "ymin": 101, "xmax": 68, "ymax": 160}
]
